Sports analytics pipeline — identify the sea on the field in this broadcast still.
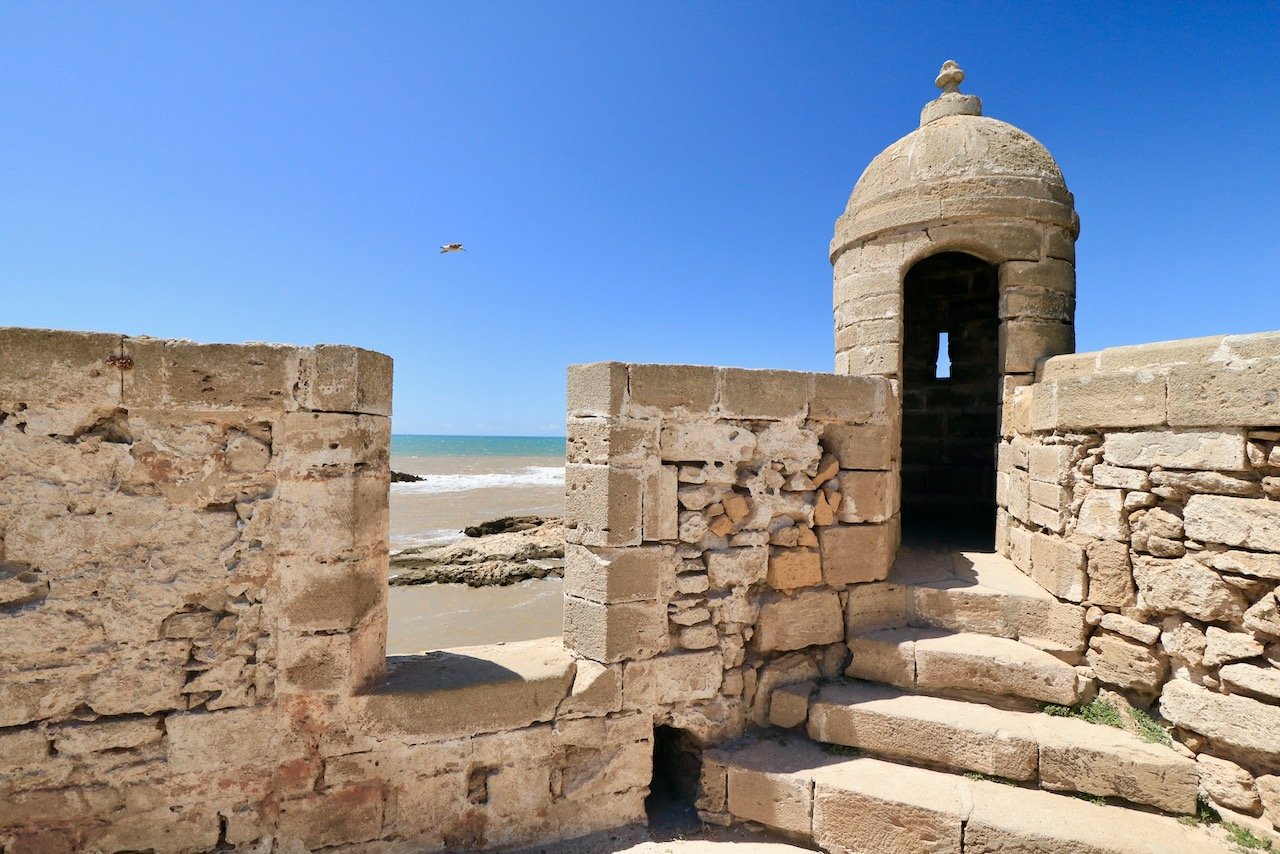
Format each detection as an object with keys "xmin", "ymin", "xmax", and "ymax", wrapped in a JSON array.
[
  {"xmin": 389, "ymin": 434, "xmax": 566, "ymax": 551},
  {"xmin": 386, "ymin": 434, "xmax": 567, "ymax": 653}
]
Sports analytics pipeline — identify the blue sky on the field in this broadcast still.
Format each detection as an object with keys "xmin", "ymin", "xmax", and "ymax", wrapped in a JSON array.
[{"xmin": 2, "ymin": 3, "xmax": 1277, "ymax": 435}]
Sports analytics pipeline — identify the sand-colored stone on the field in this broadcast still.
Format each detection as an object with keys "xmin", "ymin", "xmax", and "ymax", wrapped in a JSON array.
[
  {"xmin": 1132, "ymin": 556, "xmax": 1247, "ymax": 623},
  {"xmin": 1103, "ymin": 429, "xmax": 1247, "ymax": 471},
  {"xmin": 809, "ymin": 681, "xmax": 1038, "ymax": 780},
  {"xmin": 1185, "ymin": 494, "xmax": 1280, "ymax": 552},
  {"xmin": 812, "ymin": 757, "xmax": 964, "ymax": 854},
  {"xmin": 1159, "ymin": 679, "xmax": 1280, "ymax": 760},
  {"xmin": 819, "ymin": 524, "xmax": 894, "ymax": 586},
  {"xmin": 914, "ymin": 631, "xmax": 1081, "ymax": 705},
  {"xmin": 355, "ymin": 638, "xmax": 577, "ymax": 739},
  {"xmin": 755, "ymin": 590, "xmax": 843, "ymax": 652},
  {"xmin": 1197, "ymin": 753, "xmax": 1261, "ymax": 813},
  {"xmin": 766, "ymin": 548, "xmax": 822, "ymax": 591},
  {"xmin": 563, "ymin": 595, "xmax": 667, "ymax": 663}
]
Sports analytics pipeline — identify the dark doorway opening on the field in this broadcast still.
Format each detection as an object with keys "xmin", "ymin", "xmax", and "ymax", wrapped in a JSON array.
[
  {"xmin": 645, "ymin": 725, "xmax": 702, "ymax": 832},
  {"xmin": 901, "ymin": 252, "xmax": 1000, "ymax": 547}
]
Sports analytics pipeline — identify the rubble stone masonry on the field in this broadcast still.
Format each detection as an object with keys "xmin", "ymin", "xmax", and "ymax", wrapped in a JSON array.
[{"xmin": 997, "ymin": 331, "xmax": 1280, "ymax": 824}]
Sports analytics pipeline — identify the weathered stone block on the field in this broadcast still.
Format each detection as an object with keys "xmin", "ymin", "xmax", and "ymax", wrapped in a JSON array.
[
  {"xmin": 1204, "ymin": 627, "xmax": 1266, "ymax": 669},
  {"xmin": 563, "ymin": 595, "xmax": 667, "ymax": 663},
  {"xmin": 766, "ymin": 547, "xmax": 822, "ymax": 591},
  {"xmin": 564, "ymin": 544, "xmax": 674, "ymax": 604},
  {"xmin": 306, "ymin": 344, "xmax": 393, "ymax": 416},
  {"xmin": 1103, "ymin": 429, "xmax": 1247, "ymax": 472},
  {"xmin": 701, "ymin": 547, "xmax": 766, "ymax": 590},
  {"xmin": 719, "ymin": 368, "xmax": 810, "ymax": 420},
  {"xmin": 275, "ymin": 473, "xmax": 388, "ymax": 560},
  {"xmin": 1041, "ymin": 372, "xmax": 1167, "ymax": 430},
  {"xmin": 999, "ymin": 258, "xmax": 1075, "ymax": 293},
  {"xmin": 659, "ymin": 420, "xmax": 756, "ymax": 465},
  {"xmin": 1168, "ymin": 358, "xmax": 1280, "ymax": 427},
  {"xmin": 1197, "ymin": 753, "xmax": 1261, "ymax": 813},
  {"xmin": 1085, "ymin": 539, "xmax": 1136, "ymax": 609},
  {"xmin": 812, "ymin": 758, "xmax": 964, "ymax": 854},
  {"xmin": 1219, "ymin": 663, "xmax": 1280, "ymax": 702},
  {"xmin": 846, "ymin": 628, "xmax": 917, "ymax": 689},
  {"xmin": 628, "ymin": 364, "xmax": 717, "ymax": 412},
  {"xmin": 125, "ymin": 338, "xmax": 304, "ymax": 411},
  {"xmin": 845, "ymin": 581, "xmax": 908, "ymax": 634},
  {"xmin": 819, "ymin": 421, "xmax": 896, "ymax": 470},
  {"xmin": 756, "ymin": 590, "xmax": 843, "ymax": 652},
  {"xmin": 565, "ymin": 417, "xmax": 658, "ymax": 466},
  {"xmin": 810, "ymin": 373, "xmax": 889, "ymax": 422},
  {"xmin": 276, "ymin": 411, "xmax": 389, "ymax": 477},
  {"xmin": 567, "ymin": 362, "xmax": 627, "ymax": 417},
  {"xmin": 1132, "ymin": 556, "xmax": 1247, "ymax": 623},
  {"xmin": 167, "ymin": 706, "xmax": 281, "ymax": 773},
  {"xmin": 999, "ymin": 319, "xmax": 1074, "ymax": 374},
  {"xmin": 356, "ymin": 638, "xmax": 576, "ymax": 740},
  {"xmin": 1029, "ymin": 444, "xmax": 1073, "ymax": 484},
  {"xmin": 1086, "ymin": 633, "xmax": 1167, "ymax": 699},
  {"xmin": 1029, "ymin": 533, "xmax": 1086, "ymax": 602},
  {"xmin": 52, "ymin": 717, "xmax": 163, "ymax": 756},
  {"xmin": 1160, "ymin": 679, "xmax": 1280, "ymax": 761},
  {"xmin": 1075, "ymin": 489, "xmax": 1127, "ymax": 541},
  {"xmin": 1185, "ymin": 495, "xmax": 1280, "ymax": 553},
  {"xmin": 0, "ymin": 327, "xmax": 124, "ymax": 407},
  {"xmin": 642, "ymin": 465, "xmax": 678, "ymax": 540},
  {"xmin": 622, "ymin": 651, "xmax": 722, "ymax": 708},
  {"xmin": 279, "ymin": 552, "xmax": 386, "ymax": 632},
  {"xmin": 820, "ymin": 524, "xmax": 894, "ymax": 586},
  {"xmin": 835, "ymin": 471, "xmax": 897, "ymax": 523},
  {"xmin": 564, "ymin": 464, "xmax": 643, "ymax": 547},
  {"xmin": 278, "ymin": 784, "xmax": 384, "ymax": 849},
  {"xmin": 1092, "ymin": 464, "xmax": 1150, "ymax": 491}
]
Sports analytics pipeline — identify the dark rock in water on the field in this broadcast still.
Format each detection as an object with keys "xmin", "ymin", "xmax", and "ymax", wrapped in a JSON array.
[
  {"xmin": 391, "ymin": 470, "xmax": 424, "ymax": 483},
  {"xmin": 463, "ymin": 515, "xmax": 546, "ymax": 538},
  {"xmin": 390, "ymin": 517, "xmax": 564, "ymax": 587}
]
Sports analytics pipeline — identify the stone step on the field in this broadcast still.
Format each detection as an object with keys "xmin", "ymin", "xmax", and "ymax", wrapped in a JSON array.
[
  {"xmin": 847, "ymin": 627, "xmax": 1089, "ymax": 705},
  {"xmin": 803, "ymin": 680, "xmax": 1197, "ymax": 814},
  {"xmin": 847, "ymin": 546, "xmax": 1088, "ymax": 655},
  {"xmin": 706, "ymin": 734, "xmax": 1231, "ymax": 854}
]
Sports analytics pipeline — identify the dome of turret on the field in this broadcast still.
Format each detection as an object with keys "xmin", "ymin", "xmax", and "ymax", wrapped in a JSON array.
[{"xmin": 831, "ymin": 62, "xmax": 1076, "ymax": 260}]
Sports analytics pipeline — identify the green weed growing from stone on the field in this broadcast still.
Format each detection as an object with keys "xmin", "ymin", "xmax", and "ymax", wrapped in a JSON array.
[
  {"xmin": 1126, "ymin": 705, "xmax": 1173, "ymax": 747},
  {"xmin": 1224, "ymin": 822, "xmax": 1275, "ymax": 852},
  {"xmin": 1042, "ymin": 698, "xmax": 1125, "ymax": 729}
]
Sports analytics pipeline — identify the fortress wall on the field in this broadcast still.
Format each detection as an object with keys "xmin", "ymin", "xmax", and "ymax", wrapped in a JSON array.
[
  {"xmin": 0, "ymin": 329, "xmax": 651, "ymax": 853},
  {"xmin": 996, "ymin": 330, "xmax": 1280, "ymax": 824},
  {"xmin": 564, "ymin": 362, "xmax": 900, "ymax": 821}
]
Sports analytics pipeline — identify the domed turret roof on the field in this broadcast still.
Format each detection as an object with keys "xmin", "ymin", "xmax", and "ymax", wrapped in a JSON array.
[
  {"xmin": 846, "ymin": 115, "xmax": 1065, "ymax": 212},
  {"xmin": 832, "ymin": 61, "xmax": 1076, "ymax": 258}
]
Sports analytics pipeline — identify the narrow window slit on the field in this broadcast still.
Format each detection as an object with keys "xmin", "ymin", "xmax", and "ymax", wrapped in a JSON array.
[{"xmin": 936, "ymin": 331, "xmax": 951, "ymax": 379}]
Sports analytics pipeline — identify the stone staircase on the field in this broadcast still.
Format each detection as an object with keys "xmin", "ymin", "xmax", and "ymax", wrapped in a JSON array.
[{"xmin": 704, "ymin": 545, "xmax": 1238, "ymax": 852}]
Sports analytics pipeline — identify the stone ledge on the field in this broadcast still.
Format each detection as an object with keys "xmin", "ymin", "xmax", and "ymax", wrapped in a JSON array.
[{"xmin": 352, "ymin": 637, "xmax": 576, "ymax": 739}]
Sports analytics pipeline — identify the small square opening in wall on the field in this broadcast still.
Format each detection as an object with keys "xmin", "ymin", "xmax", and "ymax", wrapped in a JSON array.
[{"xmin": 936, "ymin": 331, "xmax": 951, "ymax": 379}]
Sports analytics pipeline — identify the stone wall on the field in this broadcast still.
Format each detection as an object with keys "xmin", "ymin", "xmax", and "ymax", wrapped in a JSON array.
[
  {"xmin": 997, "ymin": 331, "xmax": 1280, "ymax": 824},
  {"xmin": 0, "ymin": 329, "xmax": 650, "ymax": 853},
  {"xmin": 563, "ymin": 363, "xmax": 900, "ymax": 744}
]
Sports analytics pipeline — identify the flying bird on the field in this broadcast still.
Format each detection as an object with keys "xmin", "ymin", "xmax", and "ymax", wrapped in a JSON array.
[{"xmin": 440, "ymin": 243, "xmax": 465, "ymax": 254}]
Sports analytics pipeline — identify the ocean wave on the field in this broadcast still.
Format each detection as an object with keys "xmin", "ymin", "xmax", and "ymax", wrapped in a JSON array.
[
  {"xmin": 390, "ymin": 466, "xmax": 565, "ymax": 495},
  {"xmin": 390, "ymin": 529, "xmax": 465, "ymax": 550}
]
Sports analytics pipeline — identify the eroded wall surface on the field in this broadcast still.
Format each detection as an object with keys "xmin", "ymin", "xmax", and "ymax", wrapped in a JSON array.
[
  {"xmin": 563, "ymin": 362, "xmax": 901, "ymax": 751},
  {"xmin": 997, "ymin": 331, "xmax": 1280, "ymax": 823},
  {"xmin": 0, "ymin": 330, "xmax": 656, "ymax": 853}
]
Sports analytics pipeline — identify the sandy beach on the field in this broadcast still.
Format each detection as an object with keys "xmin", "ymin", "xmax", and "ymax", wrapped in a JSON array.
[{"xmin": 387, "ymin": 436, "xmax": 566, "ymax": 652}]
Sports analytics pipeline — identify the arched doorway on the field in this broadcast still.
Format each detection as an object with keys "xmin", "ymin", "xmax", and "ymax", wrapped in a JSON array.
[{"xmin": 901, "ymin": 252, "xmax": 1000, "ymax": 546}]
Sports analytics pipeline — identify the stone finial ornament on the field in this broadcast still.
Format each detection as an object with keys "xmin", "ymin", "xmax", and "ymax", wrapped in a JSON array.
[
  {"xmin": 919, "ymin": 58, "xmax": 982, "ymax": 125},
  {"xmin": 935, "ymin": 60, "xmax": 965, "ymax": 93}
]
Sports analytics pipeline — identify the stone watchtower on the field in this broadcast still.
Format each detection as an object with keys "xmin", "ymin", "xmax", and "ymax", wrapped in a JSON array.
[{"xmin": 832, "ymin": 61, "xmax": 1079, "ymax": 540}]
